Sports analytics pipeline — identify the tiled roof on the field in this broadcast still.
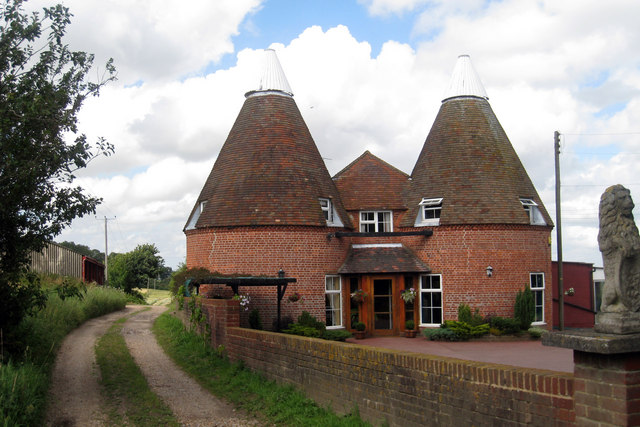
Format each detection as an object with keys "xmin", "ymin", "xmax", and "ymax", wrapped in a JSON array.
[
  {"xmin": 338, "ymin": 244, "xmax": 431, "ymax": 274},
  {"xmin": 188, "ymin": 93, "xmax": 351, "ymax": 228},
  {"xmin": 333, "ymin": 151, "xmax": 410, "ymax": 211},
  {"xmin": 402, "ymin": 96, "xmax": 553, "ymax": 226}
]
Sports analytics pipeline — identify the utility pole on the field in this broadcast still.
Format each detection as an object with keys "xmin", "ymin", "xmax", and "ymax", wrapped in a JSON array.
[
  {"xmin": 554, "ymin": 131, "xmax": 564, "ymax": 331},
  {"xmin": 98, "ymin": 216, "xmax": 115, "ymax": 286}
]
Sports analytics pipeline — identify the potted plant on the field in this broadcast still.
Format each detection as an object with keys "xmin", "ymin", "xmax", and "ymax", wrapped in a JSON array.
[
  {"xmin": 404, "ymin": 320, "xmax": 417, "ymax": 338},
  {"xmin": 353, "ymin": 321, "xmax": 366, "ymax": 339},
  {"xmin": 351, "ymin": 289, "xmax": 368, "ymax": 304},
  {"xmin": 401, "ymin": 287, "xmax": 417, "ymax": 304}
]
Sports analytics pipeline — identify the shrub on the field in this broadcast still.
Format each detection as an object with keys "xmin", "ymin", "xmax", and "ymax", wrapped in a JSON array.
[
  {"xmin": 458, "ymin": 303, "xmax": 472, "ymax": 323},
  {"xmin": 353, "ymin": 321, "xmax": 366, "ymax": 331},
  {"xmin": 489, "ymin": 316, "xmax": 521, "ymax": 334},
  {"xmin": 248, "ymin": 309, "xmax": 263, "ymax": 330},
  {"xmin": 444, "ymin": 320, "xmax": 490, "ymax": 340},
  {"xmin": 405, "ymin": 319, "xmax": 415, "ymax": 330},
  {"xmin": 528, "ymin": 327, "xmax": 546, "ymax": 339},
  {"xmin": 297, "ymin": 311, "xmax": 326, "ymax": 333},
  {"xmin": 322, "ymin": 329, "xmax": 352, "ymax": 341},
  {"xmin": 422, "ymin": 327, "xmax": 459, "ymax": 341},
  {"xmin": 283, "ymin": 324, "xmax": 322, "ymax": 338},
  {"xmin": 515, "ymin": 287, "xmax": 535, "ymax": 330}
]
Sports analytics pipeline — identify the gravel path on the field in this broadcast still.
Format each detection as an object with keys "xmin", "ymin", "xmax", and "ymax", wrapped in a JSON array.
[
  {"xmin": 122, "ymin": 306, "xmax": 258, "ymax": 427},
  {"xmin": 46, "ymin": 306, "xmax": 137, "ymax": 427},
  {"xmin": 46, "ymin": 306, "xmax": 260, "ymax": 427}
]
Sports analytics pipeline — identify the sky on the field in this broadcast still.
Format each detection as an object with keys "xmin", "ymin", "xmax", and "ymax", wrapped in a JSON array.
[{"xmin": 25, "ymin": 0, "xmax": 640, "ymax": 270}]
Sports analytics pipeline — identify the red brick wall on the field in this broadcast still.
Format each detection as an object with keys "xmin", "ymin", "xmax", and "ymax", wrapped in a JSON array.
[
  {"xmin": 225, "ymin": 327, "xmax": 574, "ymax": 426},
  {"xmin": 186, "ymin": 223, "xmax": 552, "ymax": 330}
]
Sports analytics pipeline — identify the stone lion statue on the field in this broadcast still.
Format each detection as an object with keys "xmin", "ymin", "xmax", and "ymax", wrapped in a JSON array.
[{"xmin": 598, "ymin": 184, "xmax": 640, "ymax": 312}]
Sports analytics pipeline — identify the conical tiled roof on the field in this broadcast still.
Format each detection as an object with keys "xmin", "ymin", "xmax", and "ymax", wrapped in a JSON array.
[
  {"xmin": 333, "ymin": 151, "xmax": 409, "ymax": 211},
  {"xmin": 186, "ymin": 50, "xmax": 350, "ymax": 229},
  {"xmin": 402, "ymin": 56, "xmax": 552, "ymax": 227},
  {"xmin": 442, "ymin": 54, "xmax": 488, "ymax": 101}
]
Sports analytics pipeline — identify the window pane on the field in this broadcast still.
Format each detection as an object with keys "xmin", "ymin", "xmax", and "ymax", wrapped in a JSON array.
[
  {"xmin": 325, "ymin": 276, "xmax": 340, "ymax": 291},
  {"xmin": 325, "ymin": 293, "xmax": 341, "ymax": 327}
]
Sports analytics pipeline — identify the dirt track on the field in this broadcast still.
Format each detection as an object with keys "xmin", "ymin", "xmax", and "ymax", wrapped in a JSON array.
[{"xmin": 46, "ymin": 306, "xmax": 258, "ymax": 427}]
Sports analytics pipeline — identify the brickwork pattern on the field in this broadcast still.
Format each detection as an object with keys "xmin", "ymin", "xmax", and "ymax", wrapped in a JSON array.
[
  {"xmin": 225, "ymin": 327, "xmax": 575, "ymax": 426},
  {"xmin": 574, "ymin": 351, "xmax": 640, "ymax": 426}
]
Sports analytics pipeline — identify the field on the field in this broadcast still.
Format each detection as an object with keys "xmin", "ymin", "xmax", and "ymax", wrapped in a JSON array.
[{"xmin": 136, "ymin": 288, "xmax": 172, "ymax": 306}]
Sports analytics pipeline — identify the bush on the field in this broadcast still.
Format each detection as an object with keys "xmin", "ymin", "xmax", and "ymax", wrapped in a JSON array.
[
  {"xmin": 297, "ymin": 311, "xmax": 326, "ymax": 333},
  {"xmin": 353, "ymin": 321, "xmax": 366, "ymax": 331},
  {"xmin": 405, "ymin": 319, "xmax": 415, "ymax": 330},
  {"xmin": 528, "ymin": 327, "xmax": 546, "ymax": 339},
  {"xmin": 283, "ymin": 324, "xmax": 322, "ymax": 338},
  {"xmin": 322, "ymin": 329, "xmax": 352, "ymax": 341},
  {"xmin": 489, "ymin": 316, "xmax": 521, "ymax": 334},
  {"xmin": 422, "ymin": 327, "xmax": 459, "ymax": 341},
  {"xmin": 458, "ymin": 304, "xmax": 472, "ymax": 323},
  {"xmin": 515, "ymin": 287, "xmax": 535, "ymax": 330},
  {"xmin": 248, "ymin": 309, "xmax": 263, "ymax": 330},
  {"xmin": 444, "ymin": 320, "xmax": 490, "ymax": 340}
]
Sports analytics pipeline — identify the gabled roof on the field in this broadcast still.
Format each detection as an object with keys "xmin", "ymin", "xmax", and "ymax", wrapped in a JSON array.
[
  {"xmin": 186, "ymin": 50, "xmax": 350, "ymax": 229},
  {"xmin": 333, "ymin": 151, "xmax": 409, "ymax": 211},
  {"xmin": 402, "ymin": 56, "xmax": 552, "ymax": 227},
  {"xmin": 338, "ymin": 244, "xmax": 430, "ymax": 274}
]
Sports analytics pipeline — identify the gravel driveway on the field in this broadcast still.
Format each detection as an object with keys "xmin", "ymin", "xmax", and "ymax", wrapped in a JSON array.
[{"xmin": 46, "ymin": 305, "xmax": 259, "ymax": 426}]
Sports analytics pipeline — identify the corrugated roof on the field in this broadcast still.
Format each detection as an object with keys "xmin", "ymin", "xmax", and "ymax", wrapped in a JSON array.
[
  {"xmin": 245, "ymin": 49, "xmax": 293, "ymax": 98},
  {"xmin": 442, "ymin": 54, "xmax": 488, "ymax": 102}
]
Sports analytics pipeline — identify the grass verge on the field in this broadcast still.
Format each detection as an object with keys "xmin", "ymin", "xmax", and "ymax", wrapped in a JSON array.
[
  {"xmin": 1, "ymin": 282, "xmax": 128, "ymax": 426},
  {"xmin": 153, "ymin": 312, "xmax": 370, "ymax": 427},
  {"xmin": 96, "ymin": 309, "xmax": 179, "ymax": 427}
]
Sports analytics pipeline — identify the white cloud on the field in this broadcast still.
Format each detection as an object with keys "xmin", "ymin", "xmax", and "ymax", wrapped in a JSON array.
[{"xmin": 54, "ymin": 0, "xmax": 640, "ymax": 270}]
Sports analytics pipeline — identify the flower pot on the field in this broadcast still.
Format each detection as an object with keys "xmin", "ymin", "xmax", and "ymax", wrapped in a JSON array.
[
  {"xmin": 354, "ymin": 330, "xmax": 366, "ymax": 339},
  {"xmin": 404, "ymin": 330, "xmax": 417, "ymax": 338}
]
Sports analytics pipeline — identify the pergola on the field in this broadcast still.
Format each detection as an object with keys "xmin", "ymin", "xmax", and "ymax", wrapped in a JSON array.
[{"xmin": 186, "ymin": 273, "xmax": 297, "ymax": 331}]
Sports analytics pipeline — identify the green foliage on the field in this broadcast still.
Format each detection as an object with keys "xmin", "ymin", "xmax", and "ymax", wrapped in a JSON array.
[
  {"xmin": 443, "ymin": 320, "xmax": 490, "ymax": 340},
  {"xmin": 323, "ymin": 329, "xmax": 352, "ymax": 341},
  {"xmin": 0, "ymin": 0, "xmax": 116, "ymax": 332},
  {"xmin": 154, "ymin": 313, "xmax": 369, "ymax": 426},
  {"xmin": 297, "ymin": 311, "xmax": 327, "ymax": 333},
  {"xmin": 58, "ymin": 240, "xmax": 104, "ymax": 261},
  {"xmin": 283, "ymin": 324, "xmax": 323, "ymax": 338},
  {"xmin": 457, "ymin": 303, "xmax": 485, "ymax": 326},
  {"xmin": 489, "ymin": 316, "xmax": 522, "ymax": 334},
  {"xmin": 515, "ymin": 286, "xmax": 535, "ymax": 330},
  {"xmin": 0, "ymin": 272, "xmax": 47, "ymax": 334},
  {"xmin": 55, "ymin": 277, "xmax": 86, "ymax": 301},
  {"xmin": 248, "ymin": 308, "xmax": 263, "ymax": 330},
  {"xmin": 108, "ymin": 243, "xmax": 167, "ymax": 294},
  {"xmin": 353, "ymin": 321, "xmax": 366, "ymax": 331},
  {"xmin": 422, "ymin": 327, "xmax": 460, "ymax": 341},
  {"xmin": 169, "ymin": 265, "xmax": 212, "ymax": 296},
  {"xmin": 96, "ymin": 316, "xmax": 179, "ymax": 426},
  {"xmin": 0, "ymin": 281, "xmax": 126, "ymax": 426},
  {"xmin": 527, "ymin": 327, "xmax": 546, "ymax": 339},
  {"xmin": 405, "ymin": 320, "xmax": 415, "ymax": 330}
]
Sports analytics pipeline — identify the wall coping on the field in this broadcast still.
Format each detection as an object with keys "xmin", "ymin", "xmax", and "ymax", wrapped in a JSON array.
[{"xmin": 543, "ymin": 328, "xmax": 640, "ymax": 354}]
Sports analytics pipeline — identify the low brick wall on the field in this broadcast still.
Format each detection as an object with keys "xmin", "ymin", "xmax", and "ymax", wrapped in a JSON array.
[
  {"xmin": 225, "ymin": 328, "xmax": 574, "ymax": 426},
  {"xmin": 181, "ymin": 299, "xmax": 574, "ymax": 426}
]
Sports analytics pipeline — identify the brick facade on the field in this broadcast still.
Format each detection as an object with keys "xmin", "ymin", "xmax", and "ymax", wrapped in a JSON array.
[{"xmin": 186, "ymin": 222, "xmax": 552, "ymax": 333}]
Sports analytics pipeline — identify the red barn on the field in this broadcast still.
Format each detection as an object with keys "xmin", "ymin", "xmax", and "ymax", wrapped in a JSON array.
[{"xmin": 185, "ymin": 51, "xmax": 553, "ymax": 336}]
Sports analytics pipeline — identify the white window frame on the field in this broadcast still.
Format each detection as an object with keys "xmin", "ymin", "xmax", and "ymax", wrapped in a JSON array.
[
  {"xmin": 185, "ymin": 200, "xmax": 208, "ymax": 230},
  {"xmin": 530, "ymin": 273, "xmax": 545, "ymax": 325},
  {"xmin": 359, "ymin": 211, "xmax": 393, "ymax": 233},
  {"xmin": 319, "ymin": 198, "xmax": 333, "ymax": 223},
  {"xmin": 419, "ymin": 274, "xmax": 443, "ymax": 327},
  {"xmin": 418, "ymin": 197, "xmax": 442, "ymax": 226},
  {"xmin": 325, "ymin": 275, "xmax": 342, "ymax": 329},
  {"xmin": 520, "ymin": 198, "xmax": 546, "ymax": 225}
]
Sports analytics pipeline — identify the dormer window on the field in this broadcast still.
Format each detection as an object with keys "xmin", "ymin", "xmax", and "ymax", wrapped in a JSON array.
[
  {"xmin": 319, "ymin": 198, "xmax": 343, "ymax": 227},
  {"xmin": 360, "ymin": 211, "xmax": 392, "ymax": 233},
  {"xmin": 520, "ymin": 198, "xmax": 546, "ymax": 225},
  {"xmin": 185, "ymin": 200, "xmax": 208, "ymax": 230},
  {"xmin": 417, "ymin": 198, "xmax": 442, "ymax": 226},
  {"xmin": 319, "ymin": 198, "xmax": 333, "ymax": 223}
]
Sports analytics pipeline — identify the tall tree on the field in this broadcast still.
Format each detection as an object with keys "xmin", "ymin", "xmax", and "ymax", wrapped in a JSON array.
[
  {"xmin": 58, "ymin": 240, "xmax": 104, "ymax": 261},
  {"xmin": 108, "ymin": 244, "xmax": 167, "ymax": 294},
  {"xmin": 0, "ymin": 0, "xmax": 116, "ymax": 331}
]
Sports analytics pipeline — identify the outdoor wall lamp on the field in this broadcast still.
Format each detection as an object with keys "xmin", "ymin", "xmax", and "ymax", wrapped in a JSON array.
[
  {"xmin": 486, "ymin": 266, "xmax": 493, "ymax": 277},
  {"xmin": 278, "ymin": 268, "xmax": 285, "ymax": 278}
]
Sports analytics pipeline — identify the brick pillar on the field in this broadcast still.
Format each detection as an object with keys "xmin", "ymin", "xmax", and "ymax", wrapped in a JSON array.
[
  {"xmin": 544, "ymin": 331, "xmax": 640, "ymax": 426},
  {"xmin": 574, "ymin": 351, "xmax": 640, "ymax": 426}
]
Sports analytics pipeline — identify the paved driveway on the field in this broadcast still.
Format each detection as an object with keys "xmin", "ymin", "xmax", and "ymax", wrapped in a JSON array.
[{"xmin": 347, "ymin": 336, "xmax": 574, "ymax": 373}]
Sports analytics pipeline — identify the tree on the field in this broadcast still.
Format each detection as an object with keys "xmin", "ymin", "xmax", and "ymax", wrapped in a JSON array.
[
  {"xmin": 58, "ymin": 240, "xmax": 105, "ymax": 261},
  {"xmin": 514, "ymin": 286, "xmax": 535, "ymax": 330},
  {"xmin": 0, "ymin": 0, "xmax": 116, "ymax": 331},
  {"xmin": 108, "ymin": 244, "xmax": 166, "ymax": 294}
]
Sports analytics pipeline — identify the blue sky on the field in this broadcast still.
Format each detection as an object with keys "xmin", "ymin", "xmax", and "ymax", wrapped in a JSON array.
[{"xmin": 24, "ymin": 0, "xmax": 639, "ymax": 270}]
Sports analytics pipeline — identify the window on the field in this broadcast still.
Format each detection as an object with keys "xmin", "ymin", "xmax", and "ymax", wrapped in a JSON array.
[
  {"xmin": 325, "ymin": 275, "xmax": 342, "ymax": 328},
  {"xmin": 319, "ymin": 198, "xmax": 333, "ymax": 223},
  {"xmin": 530, "ymin": 273, "xmax": 545, "ymax": 324},
  {"xmin": 420, "ymin": 274, "xmax": 442, "ymax": 326},
  {"xmin": 185, "ymin": 200, "xmax": 207, "ymax": 230},
  {"xmin": 360, "ymin": 211, "xmax": 392, "ymax": 233},
  {"xmin": 520, "ymin": 198, "xmax": 546, "ymax": 225},
  {"xmin": 419, "ymin": 198, "xmax": 442, "ymax": 226}
]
